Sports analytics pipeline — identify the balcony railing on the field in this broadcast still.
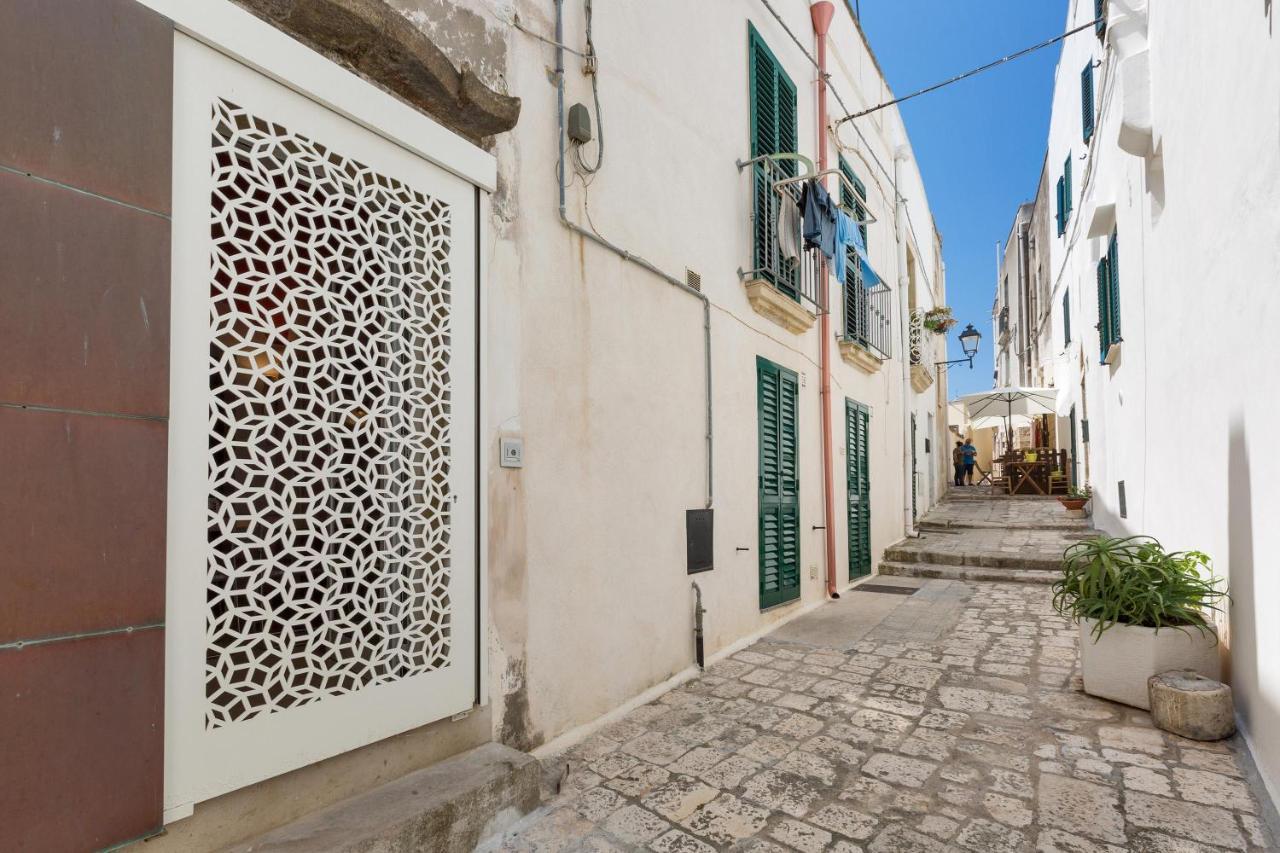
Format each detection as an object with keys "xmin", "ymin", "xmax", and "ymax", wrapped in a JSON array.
[
  {"xmin": 906, "ymin": 307, "xmax": 926, "ymax": 363},
  {"xmin": 844, "ymin": 280, "xmax": 893, "ymax": 359},
  {"xmin": 738, "ymin": 153, "xmax": 824, "ymax": 311}
]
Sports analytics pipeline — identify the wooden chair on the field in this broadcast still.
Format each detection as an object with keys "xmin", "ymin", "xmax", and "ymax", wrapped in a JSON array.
[{"xmin": 1048, "ymin": 469, "xmax": 1069, "ymax": 495}]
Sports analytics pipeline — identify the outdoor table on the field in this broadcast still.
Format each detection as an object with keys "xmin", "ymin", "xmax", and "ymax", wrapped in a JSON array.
[{"xmin": 1007, "ymin": 460, "xmax": 1051, "ymax": 495}]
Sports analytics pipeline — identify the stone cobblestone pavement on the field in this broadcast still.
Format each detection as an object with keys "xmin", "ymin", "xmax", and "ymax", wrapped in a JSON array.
[
  {"xmin": 487, "ymin": 580, "xmax": 1275, "ymax": 852},
  {"xmin": 920, "ymin": 492, "xmax": 1095, "ymax": 530}
]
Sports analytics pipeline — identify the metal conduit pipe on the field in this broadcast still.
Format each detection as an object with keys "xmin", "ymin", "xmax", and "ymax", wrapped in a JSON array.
[
  {"xmin": 894, "ymin": 151, "xmax": 915, "ymax": 537},
  {"xmin": 553, "ymin": 0, "xmax": 713, "ymax": 510}
]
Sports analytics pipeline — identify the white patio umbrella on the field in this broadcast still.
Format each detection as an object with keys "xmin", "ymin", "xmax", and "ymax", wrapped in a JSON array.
[{"xmin": 958, "ymin": 387, "xmax": 1058, "ymax": 438}]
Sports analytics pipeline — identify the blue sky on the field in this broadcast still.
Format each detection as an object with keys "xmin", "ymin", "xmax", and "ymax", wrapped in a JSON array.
[{"xmin": 854, "ymin": 0, "xmax": 1067, "ymax": 397}]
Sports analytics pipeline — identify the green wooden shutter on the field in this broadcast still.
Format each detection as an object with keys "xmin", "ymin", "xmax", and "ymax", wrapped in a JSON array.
[
  {"xmin": 839, "ymin": 156, "xmax": 869, "ymax": 344},
  {"xmin": 1096, "ymin": 256, "xmax": 1111, "ymax": 361},
  {"xmin": 749, "ymin": 25, "xmax": 798, "ymax": 297},
  {"xmin": 1056, "ymin": 176, "xmax": 1065, "ymax": 236},
  {"xmin": 846, "ymin": 399, "xmax": 871, "ymax": 580},
  {"xmin": 758, "ymin": 356, "xmax": 800, "ymax": 609},
  {"xmin": 1108, "ymin": 229, "xmax": 1120, "ymax": 343},
  {"xmin": 1081, "ymin": 63, "xmax": 1095, "ymax": 142},
  {"xmin": 1064, "ymin": 155, "xmax": 1073, "ymax": 219},
  {"xmin": 1063, "ymin": 289, "xmax": 1072, "ymax": 344},
  {"xmin": 1095, "ymin": 0, "xmax": 1107, "ymax": 38}
]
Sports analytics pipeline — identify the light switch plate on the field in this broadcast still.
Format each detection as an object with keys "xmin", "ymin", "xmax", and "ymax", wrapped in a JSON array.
[{"xmin": 499, "ymin": 437, "xmax": 524, "ymax": 468}]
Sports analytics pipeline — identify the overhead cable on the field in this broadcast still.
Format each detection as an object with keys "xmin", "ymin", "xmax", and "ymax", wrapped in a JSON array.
[{"xmin": 833, "ymin": 17, "xmax": 1102, "ymax": 127}]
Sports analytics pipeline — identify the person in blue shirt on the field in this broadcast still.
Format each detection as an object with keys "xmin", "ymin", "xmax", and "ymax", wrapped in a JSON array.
[{"xmin": 962, "ymin": 439, "xmax": 978, "ymax": 485}]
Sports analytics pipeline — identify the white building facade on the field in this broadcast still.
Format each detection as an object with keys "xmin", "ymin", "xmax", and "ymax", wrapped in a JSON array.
[
  {"xmin": 1028, "ymin": 0, "xmax": 1280, "ymax": 801},
  {"xmin": 488, "ymin": 0, "xmax": 952, "ymax": 761}
]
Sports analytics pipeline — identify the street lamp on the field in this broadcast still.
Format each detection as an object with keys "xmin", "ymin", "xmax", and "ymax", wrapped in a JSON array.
[{"xmin": 936, "ymin": 323, "xmax": 982, "ymax": 370}]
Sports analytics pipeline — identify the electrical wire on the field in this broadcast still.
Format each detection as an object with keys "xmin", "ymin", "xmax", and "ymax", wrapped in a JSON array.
[
  {"xmin": 571, "ymin": 0, "xmax": 605, "ymax": 175},
  {"xmin": 833, "ymin": 17, "xmax": 1103, "ymax": 126},
  {"xmin": 508, "ymin": 12, "xmax": 586, "ymax": 58}
]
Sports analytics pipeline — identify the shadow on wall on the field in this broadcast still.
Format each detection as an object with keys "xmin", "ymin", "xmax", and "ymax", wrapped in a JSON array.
[{"xmin": 1225, "ymin": 416, "xmax": 1273, "ymax": 760}]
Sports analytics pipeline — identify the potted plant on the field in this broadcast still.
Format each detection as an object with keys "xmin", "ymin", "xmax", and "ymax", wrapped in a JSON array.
[
  {"xmin": 1052, "ymin": 536, "xmax": 1228, "ymax": 709},
  {"xmin": 1058, "ymin": 485, "xmax": 1091, "ymax": 512},
  {"xmin": 921, "ymin": 306, "xmax": 957, "ymax": 334}
]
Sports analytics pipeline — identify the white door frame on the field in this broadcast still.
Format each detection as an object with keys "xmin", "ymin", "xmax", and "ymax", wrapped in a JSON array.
[{"xmin": 157, "ymin": 3, "xmax": 492, "ymax": 821}]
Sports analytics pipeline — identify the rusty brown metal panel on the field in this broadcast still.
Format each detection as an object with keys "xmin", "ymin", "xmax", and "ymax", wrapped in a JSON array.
[
  {"xmin": 0, "ymin": 172, "xmax": 171, "ymax": 417},
  {"xmin": 0, "ymin": 629, "xmax": 165, "ymax": 851},
  {"xmin": 0, "ymin": 408, "xmax": 167, "ymax": 645},
  {"xmin": 0, "ymin": 0, "xmax": 173, "ymax": 213}
]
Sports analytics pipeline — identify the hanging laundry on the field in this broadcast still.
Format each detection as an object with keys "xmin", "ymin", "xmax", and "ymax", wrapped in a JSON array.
[
  {"xmin": 776, "ymin": 194, "xmax": 802, "ymax": 261},
  {"xmin": 800, "ymin": 180, "xmax": 837, "ymax": 260},
  {"xmin": 834, "ymin": 210, "xmax": 853, "ymax": 282},
  {"xmin": 845, "ymin": 209, "xmax": 881, "ymax": 287}
]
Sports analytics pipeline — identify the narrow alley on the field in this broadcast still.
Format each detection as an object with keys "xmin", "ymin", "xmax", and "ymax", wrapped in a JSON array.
[
  {"xmin": 5, "ymin": 3, "xmax": 1278, "ymax": 850},
  {"xmin": 488, "ymin": 495, "xmax": 1273, "ymax": 852}
]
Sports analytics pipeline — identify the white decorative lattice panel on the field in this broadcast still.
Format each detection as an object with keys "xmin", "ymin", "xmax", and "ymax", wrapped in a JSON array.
[{"xmin": 205, "ymin": 98, "xmax": 453, "ymax": 728}]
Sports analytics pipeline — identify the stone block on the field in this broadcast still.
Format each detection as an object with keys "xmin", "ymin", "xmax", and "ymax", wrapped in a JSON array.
[
  {"xmin": 1148, "ymin": 670, "xmax": 1236, "ymax": 741},
  {"xmin": 226, "ymin": 743, "xmax": 540, "ymax": 853}
]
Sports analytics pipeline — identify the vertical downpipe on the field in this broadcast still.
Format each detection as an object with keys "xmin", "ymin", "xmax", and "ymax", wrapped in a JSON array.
[
  {"xmin": 810, "ymin": 2, "xmax": 839, "ymax": 599},
  {"xmin": 691, "ymin": 582, "xmax": 706, "ymax": 669}
]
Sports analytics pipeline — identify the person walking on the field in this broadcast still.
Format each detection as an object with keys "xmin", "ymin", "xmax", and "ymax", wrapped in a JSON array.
[
  {"xmin": 952, "ymin": 440, "xmax": 965, "ymax": 487},
  {"xmin": 962, "ymin": 438, "xmax": 978, "ymax": 485}
]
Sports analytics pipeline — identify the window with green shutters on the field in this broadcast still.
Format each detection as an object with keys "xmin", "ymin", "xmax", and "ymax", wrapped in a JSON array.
[
  {"xmin": 1081, "ymin": 62, "xmax": 1095, "ymax": 142},
  {"xmin": 1064, "ymin": 155, "xmax": 1073, "ymax": 219},
  {"xmin": 749, "ymin": 24, "xmax": 798, "ymax": 296},
  {"xmin": 1095, "ymin": 0, "xmax": 1107, "ymax": 38},
  {"xmin": 845, "ymin": 399, "xmax": 871, "ymax": 580},
  {"xmin": 1063, "ymin": 289, "xmax": 1072, "ymax": 344},
  {"xmin": 1096, "ymin": 229, "xmax": 1120, "ymax": 362},
  {"xmin": 1056, "ymin": 176, "xmax": 1066, "ymax": 236},
  {"xmin": 757, "ymin": 356, "xmax": 801, "ymax": 609},
  {"xmin": 1057, "ymin": 156, "xmax": 1073, "ymax": 237}
]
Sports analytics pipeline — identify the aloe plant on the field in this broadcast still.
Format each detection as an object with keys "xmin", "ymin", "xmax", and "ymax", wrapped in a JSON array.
[{"xmin": 1052, "ymin": 536, "xmax": 1228, "ymax": 642}]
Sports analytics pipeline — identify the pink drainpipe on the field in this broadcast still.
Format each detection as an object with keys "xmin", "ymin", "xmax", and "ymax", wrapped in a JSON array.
[{"xmin": 810, "ymin": 1, "xmax": 839, "ymax": 599}]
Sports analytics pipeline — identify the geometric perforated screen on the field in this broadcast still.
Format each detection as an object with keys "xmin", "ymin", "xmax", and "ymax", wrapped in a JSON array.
[{"xmin": 205, "ymin": 98, "xmax": 453, "ymax": 727}]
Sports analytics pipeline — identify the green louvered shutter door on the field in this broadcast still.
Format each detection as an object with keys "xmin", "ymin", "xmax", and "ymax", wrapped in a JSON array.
[
  {"xmin": 1108, "ymin": 230, "xmax": 1121, "ymax": 344},
  {"xmin": 758, "ymin": 357, "xmax": 801, "ymax": 608},
  {"xmin": 749, "ymin": 30, "xmax": 777, "ymax": 284},
  {"xmin": 1064, "ymin": 156, "xmax": 1073, "ymax": 219},
  {"xmin": 846, "ymin": 399, "xmax": 871, "ymax": 579},
  {"xmin": 1081, "ymin": 63, "xmax": 1095, "ymax": 142},
  {"xmin": 1056, "ymin": 177, "xmax": 1065, "ymax": 236},
  {"xmin": 839, "ymin": 157, "xmax": 868, "ymax": 344},
  {"xmin": 749, "ymin": 26, "xmax": 798, "ymax": 297},
  {"xmin": 1096, "ymin": 256, "xmax": 1111, "ymax": 362}
]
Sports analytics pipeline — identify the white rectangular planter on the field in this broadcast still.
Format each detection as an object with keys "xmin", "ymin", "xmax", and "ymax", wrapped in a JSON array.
[{"xmin": 1079, "ymin": 619, "xmax": 1221, "ymax": 710}]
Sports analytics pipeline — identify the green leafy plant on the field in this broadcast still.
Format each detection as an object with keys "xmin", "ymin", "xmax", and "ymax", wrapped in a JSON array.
[
  {"xmin": 922, "ymin": 306, "xmax": 957, "ymax": 334},
  {"xmin": 1064, "ymin": 485, "xmax": 1092, "ymax": 500},
  {"xmin": 1052, "ymin": 536, "xmax": 1228, "ymax": 642}
]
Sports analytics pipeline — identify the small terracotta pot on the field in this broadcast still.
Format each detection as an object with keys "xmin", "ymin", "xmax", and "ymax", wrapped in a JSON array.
[{"xmin": 1059, "ymin": 497, "xmax": 1089, "ymax": 511}]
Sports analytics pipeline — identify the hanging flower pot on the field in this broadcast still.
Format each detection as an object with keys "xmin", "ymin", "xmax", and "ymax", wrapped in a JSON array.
[{"xmin": 921, "ymin": 306, "xmax": 956, "ymax": 334}]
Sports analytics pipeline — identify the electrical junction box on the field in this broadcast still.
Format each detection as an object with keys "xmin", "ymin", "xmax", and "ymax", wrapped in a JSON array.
[
  {"xmin": 686, "ymin": 509, "xmax": 713, "ymax": 574},
  {"xmin": 567, "ymin": 103, "xmax": 593, "ymax": 144},
  {"xmin": 499, "ymin": 437, "xmax": 523, "ymax": 468}
]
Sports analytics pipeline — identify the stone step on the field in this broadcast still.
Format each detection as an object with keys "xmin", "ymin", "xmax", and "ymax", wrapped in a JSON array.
[
  {"xmin": 879, "ymin": 560, "xmax": 1061, "ymax": 585},
  {"xmin": 882, "ymin": 543, "xmax": 1063, "ymax": 572},
  {"xmin": 918, "ymin": 518, "xmax": 1097, "ymax": 533},
  {"xmin": 227, "ymin": 743, "xmax": 541, "ymax": 853}
]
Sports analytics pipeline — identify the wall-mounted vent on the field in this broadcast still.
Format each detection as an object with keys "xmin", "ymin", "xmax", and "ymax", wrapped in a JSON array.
[
  {"xmin": 685, "ymin": 268, "xmax": 702, "ymax": 292},
  {"xmin": 1082, "ymin": 419, "xmax": 1090, "ymax": 442},
  {"xmin": 1118, "ymin": 480, "xmax": 1127, "ymax": 518}
]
